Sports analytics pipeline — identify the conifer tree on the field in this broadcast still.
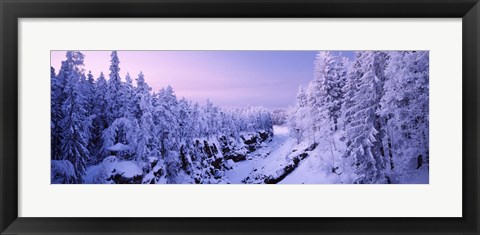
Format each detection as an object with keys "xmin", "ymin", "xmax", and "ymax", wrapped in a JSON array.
[
  {"xmin": 90, "ymin": 72, "xmax": 109, "ymax": 162},
  {"xmin": 380, "ymin": 51, "xmax": 429, "ymax": 180},
  {"xmin": 154, "ymin": 86, "xmax": 181, "ymax": 183},
  {"xmin": 342, "ymin": 51, "xmax": 388, "ymax": 183},
  {"xmin": 58, "ymin": 51, "xmax": 89, "ymax": 183},
  {"xmin": 106, "ymin": 51, "xmax": 125, "ymax": 124}
]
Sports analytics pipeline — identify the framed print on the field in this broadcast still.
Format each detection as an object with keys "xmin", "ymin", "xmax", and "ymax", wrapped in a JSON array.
[{"xmin": 1, "ymin": 0, "xmax": 479, "ymax": 234}]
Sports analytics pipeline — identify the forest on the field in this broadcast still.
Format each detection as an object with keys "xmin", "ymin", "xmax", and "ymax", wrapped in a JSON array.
[{"xmin": 51, "ymin": 50, "xmax": 429, "ymax": 184}]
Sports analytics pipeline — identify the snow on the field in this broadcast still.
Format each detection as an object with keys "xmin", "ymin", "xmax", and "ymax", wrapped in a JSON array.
[
  {"xmin": 84, "ymin": 156, "xmax": 117, "ymax": 184},
  {"xmin": 84, "ymin": 164, "xmax": 101, "ymax": 184},
  {"xmin": 223, "ymin": 159, "xmax": 235, "ymax": 169},
  {"xmin": 51, "ymin": 160, "xmax": 76, "ymax": 177},
  {"xmin": 222, "ymin": 127, "xmax": 356, "ymax": 184},
  {"xmin": 224, "ymin": 125, "xmax": 296, "ymax": 183},
  {"xmin": 115, "ymin": 161, "xmax": 143, "ymax": 178},
  {"xmin": 273, "ymin": 125, "xmax": 289, "ymax": 136},
  {"xmin": 402, "ymin": 165, "xmax": 429, "ymax": 184},
  {"xmin": 278, "ymin": 156, "xmax": 327, "ymax": 184},
  {"xmin": 148, "ymin": 157, "xmax": 158, "ymax": 164},
  {"xmin": 107, "ymin": 143, "xmax": 131, "ymax": 152},
  {"xmin": 51, "ymin": 160, "xmax": 76, "ymax": 183},
  {"xmin": 279, "ymin": 153, "xmax": 352, "ymax": 184},
  {"xmin": 142, "ymin": 172, "xmax": 155, "ymax": 184},
  {"xmin": 84, "ymin": 156, "xmax": 142, "ymax": 183}
]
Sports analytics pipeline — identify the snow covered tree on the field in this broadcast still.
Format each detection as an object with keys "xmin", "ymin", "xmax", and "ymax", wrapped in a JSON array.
[
  {"xmin": 52, "ymin": 53, "xmax": 86, "ymax": 161},
  {"xmin": 51, "ymin": 66, "xmax": 63, "ymax": 160},
  {"xmin": 178, "ymin": 98, "xmax": 194, "ymax": 141},
  {"xmin": 122, "ymin": 72, "xmax": 135, "ymax": 118},
  {"xmin": 106, "ymin": 51, "xmax": 126, "ymax": 124},
  {"xmin": 220, "ymin": 111, "xmax": 239, "ymax": 140},
  {"xmin": 308, "ymin": 51, "xmax": 348, "ymax": 137},
  {"xmin": 303, "ymin": 51, "xmax": 334, "ymax": 143},
  {"xmin": 379, "ymin": 51, "xmax": 429, "ymax": 181},
  {"xmin": 342, "ymin": 51, "xmax": 389, "ymax": 184},
  {"xmin": 83, "ymin": 71, "xmax": 96, "ymax": 116},
  {"xmin": 289, "ymin": 86, "xmax": 310, "ymax": 142},
  {"xmin": 90, "ymin": 72, "xmax": 109, "ymax": 162},
  {"xmin": 271, "ymin": 109, "xmax": 288, "ymax": 125},
  {"xmin": 203, "ymin": 99, "xmax": 221, "ymax": 137},
  {"xmin": 324, "ymin": 55, "xmax": 347, "ymax": 131},
  {"xmin": 154, "ymin": 86, "xmax": 181, "ymax": 183},
  {"xmin": 51, "ymin": 66, "xmax": 57, "ymax": 83},
  {"xmin": 101, "ymin": 117, "xmax": 139, "ymax": 160},
  {"xmin": 177, "ymin": 98, "xmax": 195, "ymax": 173},
  {"xmin": 342, "ymin": 55, "xmax": 362, "ymax": 131},
  {"xmin": 80, "ymin": 71, "xmax": 97, "ymax": 162},
  {"xmin": 133, "ymin": 72, "xmax": 159, "ymax": 166},
  {"xmin": 190, "ymin": 102, "xmax": 202, "ymax": 138},
  {"xmin": 58, "ymin": 51, "xmax": 90, "ymax": 183}
]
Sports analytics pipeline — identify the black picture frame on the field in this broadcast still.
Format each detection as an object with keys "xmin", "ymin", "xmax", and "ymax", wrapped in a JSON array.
[{"xmin": 1, "ymin": 0, "xmax": 479, "ymax": 234}]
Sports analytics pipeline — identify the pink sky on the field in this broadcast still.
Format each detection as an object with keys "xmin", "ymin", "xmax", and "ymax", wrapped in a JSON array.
[{"xmin": 51, "ymin": 50, "xmax": 329, "ymax": 108}]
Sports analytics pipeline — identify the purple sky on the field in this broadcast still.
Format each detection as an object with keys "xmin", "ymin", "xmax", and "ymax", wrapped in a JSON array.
[{"xmin": 51, "ymin": 51, "xmax": 354, "ymax": 109}]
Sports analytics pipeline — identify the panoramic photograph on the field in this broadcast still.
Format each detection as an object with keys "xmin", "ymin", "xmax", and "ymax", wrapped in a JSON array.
[{"xmin": 50, "ymin": 50, "xmax": 429, "ymax": 184}]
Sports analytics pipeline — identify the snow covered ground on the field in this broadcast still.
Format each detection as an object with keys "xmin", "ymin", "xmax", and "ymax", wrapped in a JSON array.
[
  {"xmin": 280, "ymin": 131, "xmax": 354, "ymax": 184},
  {"xmin": 224, "ymin": 125, "xmax": 299, "ymax": 183},
  {"xmin": 82, "ymin": 125, "xmax": 429, "ymax": 184},
  {"xmin": 84, "ymin": 156, "xmax": 143, "ymax": 184},
  {"xmin": 83, "ymin": 126, "xmax": 428, "ymax": 184},
  {"xmin": 224, "ymin": 126, "xmax": 355, "ymax": 184}
]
